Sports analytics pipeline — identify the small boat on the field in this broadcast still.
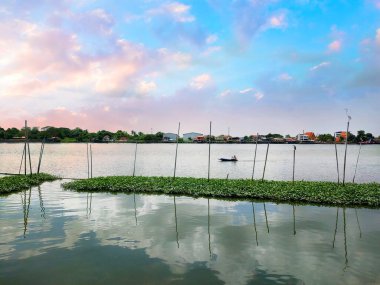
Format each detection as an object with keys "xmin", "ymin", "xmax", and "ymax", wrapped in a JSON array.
[{"xmin": 219, "ymin": 157, "xmax": 238, "ymax": 162}]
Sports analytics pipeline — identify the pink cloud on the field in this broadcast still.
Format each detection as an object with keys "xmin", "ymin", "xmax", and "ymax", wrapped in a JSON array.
[
  {"xmin": 267, "ymin": 12, "xmax": 287, "ymax": 28},
  {"xmin": 147, "ymin": 2, "xmax": 195, "ymax": 23},
  {"xmin": 328, "ymin": 40, "xmax": 342, "ymax": 52},
  {"xmin": 190, "ymin": 74, "xmax": 212, "ymax": 89}
]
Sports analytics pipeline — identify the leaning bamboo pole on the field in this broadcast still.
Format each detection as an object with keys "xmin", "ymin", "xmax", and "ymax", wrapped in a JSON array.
[
  {"xmin": 251, "ymin": 133, "xmax": 259, "ymax": 180},
  {"xmin": 207, "ymin": 121, "xmax": 212, "ymax": 181},
  {"xmin": 342, "ymin": 111, "xmax": 351, "ymax": 186},
  {"xmin": 173, "ymin": 122, "xmax": 180, "ymax": 179}
]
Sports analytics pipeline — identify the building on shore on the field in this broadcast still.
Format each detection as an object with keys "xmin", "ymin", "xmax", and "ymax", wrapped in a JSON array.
[
  {"xmin": 296, "ymin": 134, "xmax": 311, "ymax": 142},
  {"xmin": 335, "ymin": 131, "xmax": 347, "ymax": 142},
  {"xmin": 183, "ymin": 132, "xmax": 203, "ymax": 142},
  {"xmin": 163, "ymin": 133, "xmax": 178, "ymax": 142}
]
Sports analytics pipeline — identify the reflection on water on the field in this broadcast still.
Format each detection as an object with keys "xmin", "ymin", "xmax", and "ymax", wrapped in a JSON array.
[{"xmin": 1, "ymin": 181, "xmax": 380, "ymax": 284}]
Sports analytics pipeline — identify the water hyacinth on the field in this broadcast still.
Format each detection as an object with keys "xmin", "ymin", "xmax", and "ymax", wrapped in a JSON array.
[
  {"xmin": 0, "ymin": 174, "xmax": 58, "ymax": 194},
  {"xmin": 63, "ymin": 176, "xmax": 380, "ymax": 207}
]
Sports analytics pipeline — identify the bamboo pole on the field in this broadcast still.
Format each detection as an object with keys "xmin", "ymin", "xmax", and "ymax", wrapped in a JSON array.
[
  {"xmin": 261, "ymin": 143, "xmax": 270, "ymax": 182},
  {"xmin": 334, "ymin": 132, "xmax": 340, "ymax": 184},
  {"xmin": 174, "ymin": 196, "xmax": 179, "ymax": 248},
  {"xmin": 292, "ymin": 205, "xmax": 296, "ymax": 235},
  {"xmin": 24, "ymin": 121, "xmax": 27, "ymax": 175},
  {"xmin": 264, "ymin": 203, "xmax": 269, "ymax": 233},
  {"xmin": 27, "ymin": 142, "xmax": 32, "ymax": 175},
  {"xmin": 208, "ymin": 198, "xmax": 211, "ymax": 256},
  {"xmin": 208, "ymin": 121, "xmax": 212, "ymax": 181},
  {"xmin": 333, "ymin": 208, "xmax": 339, "ymax": 248},
  {"xmin": 37, "ymin": 139, "xmax": 45, "ymax": 174},
  {"xmin": 19, "ymin": 145, "xmax": 25, "ymax": 174},
  {"xmin": 90, "ymin": 144, "xmax": 93, "ymax": 178},
  {"xmin": 133, "ymin": 142, "xmax": 138, "ymax": 177},
  {"xmin": 342, "ymin": 112, "xmax": 351, "ymax": 186},
  {"xmin": 355, "ymin": 209, "xmax": 362, "ymax": 238},
  {"xmin": 343, "ymin": 208, "xmax": 348, "ymax": 270},
  {"xmin": 292, "ymin": 146, "xmax": 296, "ymax": 183},
  {"xmin": 252, "ymin": 202, "xmax": 258, "ymax": 246},
  {"xmin": 133, "ymin": 193, "xmax": 137, "ymax": 225},
  {"xmin": 173, "ymin": 122, "xmax": 180, "ymax": 179},
  {"xmin": 251, "ymin": 133, "xmax": 259, "ymax": 180},
  {"xmin": 352, "ymin": 142, "xmax": 362, "ymax": 183},
  {"xmin": 86, "ymin": 143, "xmax": 90, "ymax": 178}
]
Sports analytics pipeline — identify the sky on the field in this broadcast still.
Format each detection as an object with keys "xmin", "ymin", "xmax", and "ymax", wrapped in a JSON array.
[{"xmin": 0, "ymin": 0, "xmax": 379, "ymax": 136}]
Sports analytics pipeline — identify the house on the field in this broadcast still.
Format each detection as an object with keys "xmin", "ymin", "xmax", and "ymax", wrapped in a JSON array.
[
  {"xmin": 194, "ymin": 135, "xmax": 206, "ymax": 143},
  {"xmin": 183, "ymin": 132, "xmax": 202, "ymax": 141},
  {"xmin": 163, "ymin": 133, "xmax": 178, "ymax": 142},
  {"xmin": 296, "ymin": 134, "xmax": 311, "ymax": 142},
  {"xmin": 117, "ymin": 137, "xmax": 128, "ymax": 142},
  {"xmin": 304, "ymin": 132, "xmax": 316, "ymax": 140},
  {"xmin": 228, "ymin": 137, "xmax": 241, "ymax": 143},
  {"xmin": 102, "ymin": 135, "xmax": 111, "ymax": 142},
  {"xmin": 335, "ymin": 131, "xmax": 347, "ymax": 142},
  {"xmin": 215, "ymin": 135, "xmax": 231, "ymax": 142}
]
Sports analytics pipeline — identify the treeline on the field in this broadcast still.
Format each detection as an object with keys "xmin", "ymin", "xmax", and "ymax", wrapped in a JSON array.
[
  {"xmin": 316, "ymin": 130, "xmax": 375, "ymax": 143},
  {"xmin": 0, "ymin": 126, "xmax": 377, "ymax": 143},
  {"xmin": 0, "ymin": 126, "xmax": 164, "ymax": 142}
]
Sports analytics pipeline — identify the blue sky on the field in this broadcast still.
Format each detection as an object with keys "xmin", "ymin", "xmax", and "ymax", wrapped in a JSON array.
[{"xmin": 0, "ymin": 0, "xmax": 379, "ymax": 135}]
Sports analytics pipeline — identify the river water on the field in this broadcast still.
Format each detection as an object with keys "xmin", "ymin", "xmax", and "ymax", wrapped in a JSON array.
[
  {"xmin": 1, "ymin": 143, "xmax": 380, "ymax": 284},
  {"xmin": 1, "ymin": 143, "xmax": 380, "ymax": 182}
]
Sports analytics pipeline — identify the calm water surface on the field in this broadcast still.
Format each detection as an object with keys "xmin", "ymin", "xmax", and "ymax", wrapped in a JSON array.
[
  {"xmin": 1, "ymin": 182, "xmax": 379, "ymax": 284},
  {"xmin": 1, "ymin": 143, "xmax": 380, "ymax": 182},
  {"xmin": 1, "ymin": 144, "xmax": 380, "ymax": 284}
]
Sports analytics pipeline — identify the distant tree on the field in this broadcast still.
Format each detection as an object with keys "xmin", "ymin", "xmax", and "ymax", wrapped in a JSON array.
[
  {"xmin": 155, "ymin": 132, "xmax": 163, "ymax": 140},
  {"xmin": 266, "ymin": 133, "xmax": 283, "ymax": 139},
  {"xmin": 4, "ymin": 128, "xmax": 21, "ymax": 139},
  {"xmin": 317, "ymin": 134, "xmax": 334, "ymax": 142},
  {"xmin": 0, "ymin": 127, "xmax": 5, "ymax": 139}
]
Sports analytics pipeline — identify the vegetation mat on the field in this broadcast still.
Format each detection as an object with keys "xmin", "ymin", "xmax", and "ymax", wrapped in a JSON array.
[
  {"xmin": 0, "ymin": 174, "xmax": 58, "ymax": 194},
  {"xmin": 63, "ymin": 176, "xmax": 380, "ymax": 207}
]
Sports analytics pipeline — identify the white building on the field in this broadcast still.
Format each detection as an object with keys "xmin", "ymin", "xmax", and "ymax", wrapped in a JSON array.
[
  {"xmin": 183, "ymin": 132, "xmax": 203, "ymax": 141},
  {"xmin": 163, "ymin": 133, "xmax": 178, "ymax": 142},
  {"xmin": 296, "ymin": 134, "xmax": 310, "ymax": 142}
]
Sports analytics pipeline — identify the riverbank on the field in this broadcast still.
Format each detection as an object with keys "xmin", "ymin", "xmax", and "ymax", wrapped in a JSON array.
[
  {"xmin": 0, "ymin": 174, "xmax": 58, "ymax": 194},
  {"xmin": 63, "ymin": 176, "xmax": 380, "ymax": 207}
]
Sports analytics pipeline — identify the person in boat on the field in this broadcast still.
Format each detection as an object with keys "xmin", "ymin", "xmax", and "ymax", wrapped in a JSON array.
[{"xmin": 232, "ymin": 155, "xmax": 237, "ymax": 160}]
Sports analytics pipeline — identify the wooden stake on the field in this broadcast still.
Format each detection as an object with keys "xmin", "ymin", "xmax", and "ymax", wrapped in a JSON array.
[
  {"xmin": 173, "ymin": 122, "xmax": 180, "ymax": 179},
  {"xmin": 251, "ymin": 133, "xmax": 259, "ymax": 180}
]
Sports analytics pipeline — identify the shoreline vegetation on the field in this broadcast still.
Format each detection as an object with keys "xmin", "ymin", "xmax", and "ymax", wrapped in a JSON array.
[
  {"xmin": 62, "ymin": 176, "xmax": 380, "ymax": 207},
  {"xmin": 1, "ymin": 126, "xmax": 378, "ymax": 144},
  {"xmin": 0, "ymin": 174, "xmax": 58, "ymax": 195}
]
